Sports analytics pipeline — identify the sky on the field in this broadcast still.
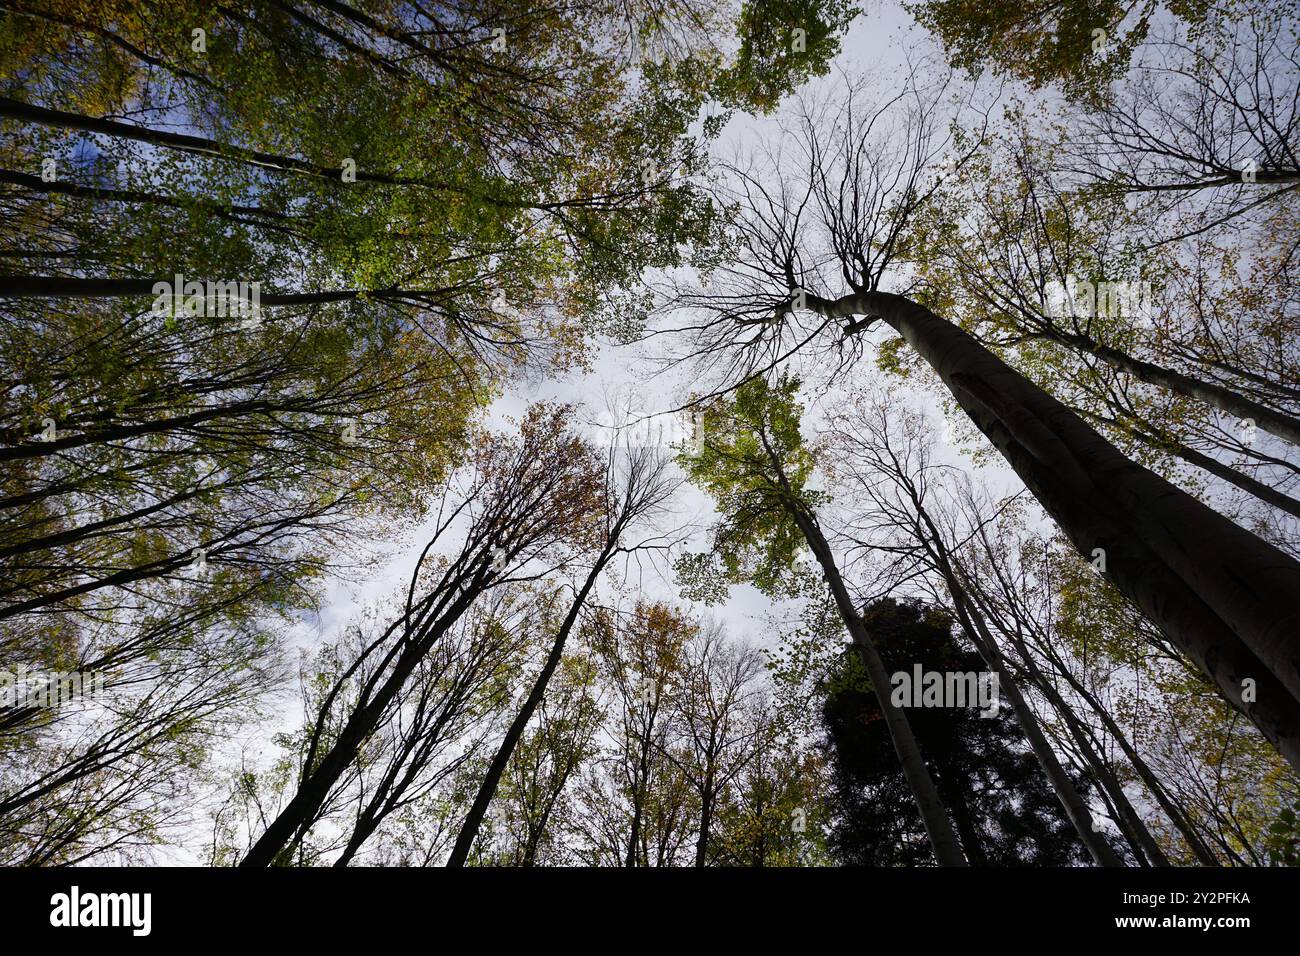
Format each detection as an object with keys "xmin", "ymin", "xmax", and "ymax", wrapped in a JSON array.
[
  {"xmin": 285, "ymin": 4, "xmax": 945, "ymax": 650},
  {"xmin": 163, "ymin": 0, "xmax": 1048, "ymax": 863}
]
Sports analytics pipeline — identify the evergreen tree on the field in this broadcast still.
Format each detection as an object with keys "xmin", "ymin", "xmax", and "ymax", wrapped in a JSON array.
[{"xmin": 821, "ymin": 598, "xmax": 1095, "ymax": 866}]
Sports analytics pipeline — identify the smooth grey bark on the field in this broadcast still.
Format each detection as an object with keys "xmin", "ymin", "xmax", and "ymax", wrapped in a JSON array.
[
  {"xmin": 943, "ymin": 573, "xmax": 1126, "ymax": 866},
  {"xmin": 885, "ymin": 477, "xmax": 1127, "ymax": 866},
  {"xmin": 752, "ymin": 425, "xmax": 967, "ymax": 864},
  {"xmin": 1027, "ymin": 644, "xmax": 1217, "ymax": 866},
  {"xmin": 995, "ymin": 610, "xmax": 1222, "ymax": 866},
  {"xmin": 935, "ymin": 537, "xmax": 1173, "ymax": 865},
  {"xmin": 788, "ymin": 504, "xmax": 968, "ymax": 865},
  {"xmin": 812, "ymin": 290, "xmax": 1300, "ymax": 768},
  {"xmin": 1047, "ymin": 329, "xmax": 1300, "ymax": 447}
]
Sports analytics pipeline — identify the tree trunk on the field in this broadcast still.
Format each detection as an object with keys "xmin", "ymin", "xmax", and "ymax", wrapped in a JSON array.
[
  {"xmin": 901, "ymin": 496, "xmax": 1126, "ymax": 866},
  {"xmin": 1051, "ymin": 329, "xmax": 1300, "ymax": 447},
  {"xmin": 0, "ymin": 166, "xmax": 291, "ymax": 224},
  {"xmin": 1119, "ymin": 420, "xmax": 1300, "ymax": 521},
  {"xmin": 819, "ymin": 290, "xmax": 1300, "ymax": 767},
  {"xmin": 947, "ymin": 587, "xmax": 1126, "ymax": 866},
  {"xmin": 694, "ymin": 774, "xmax": 714, "ymax": 867},
  {"xmin": 1007, "ymin": 621, "xmax": 1222, "ymax": 865},
  {"xmin": 240, "ymin": 562, "xmax": 491, "ymax": 866},
  {"xmin": 0, "ymin": 96, "xmax": 406, "ymax": 185},
  {"xmin": 0, "ymin": 275, "xmax": 425, "ymax": 306},
  {"xmin": 935, "ymin": 764, "xmax": 988, "ymax": 864},
  {"xmin": 625, "ymin": 740, "xmax": 653, "ymax": 867},
  {"xmin": 789, "ymin": 507, "xmax": 968, "ymax": 865},
  {"xmin": 1053, "ymin": 698, "xmax": 1170, "ymax": 866},
  {"xmin": 445, "ymin": 549, "xmax": 611, "ymax": 867}
]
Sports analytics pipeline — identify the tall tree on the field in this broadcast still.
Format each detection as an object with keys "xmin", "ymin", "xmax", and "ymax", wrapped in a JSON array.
[
  {"xmin": 658, "ymin": 73, "xmax": 1300, "ymax": 767},
  {"xmin": 821, "ymin": 597, "xmax": 1092, "ymax": 866},
  {"xmin": 822, "ymin": 384, "xmax": 1127, "ymax": 865},
  {"xmin": 238, "ymin": 404, "xmax": 605, "ymax": 866},
  {"xmin": 679, "ymin": 374, "xmax": 969, "ymax": 865},
  {"xmin": 446, "ymin": 434, "xmax": 681, "ymax": 866}
]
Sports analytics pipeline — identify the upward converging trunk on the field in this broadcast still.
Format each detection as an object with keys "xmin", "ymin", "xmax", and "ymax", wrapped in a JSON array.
[
  {"xmin": 240, "ymin": 558, "xmax": 494, "ymax": 867},
  {"xmin": 957, "ymin": 515, "xmax": 1221, "ymax": 864},
  {"xmin": 754, "ymin": 428, "xmax": 967, "ymax": 864},
  {"xmin": 1117, "ymin": 419, "xmax": 1300, "ymax": 521},
  {"xmin": 997, "ymin": 613, "xmax": 1221, "ymax": 866},
  {"xmin": 1047, "ymin": 329, "xmax": 1300, "ymax": 447},
  {"xmin": 940, "ymin": 570, "xmax": 1126, "ymax": 866},
  {"xmin": 1050, "ymin": 696, "xmax": 1167, "ymax": 866},
  {"xmin": 445, "ymin": 545, "xmax": 615, "ymax": 868},
  {"xmin": 788, "ymin": 506, "xmax": 968, "ymax": 866},
  {"xmin": 898, "ymin": 494, "xmax": 1125, "ymax": 866},
  {"xmin": 813, "ymin": 291, "xmax": 1300, "ymax": 769}
]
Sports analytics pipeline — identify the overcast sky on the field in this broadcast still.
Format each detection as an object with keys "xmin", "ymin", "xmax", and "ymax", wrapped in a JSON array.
[{"xmin": 163, "ymin": 0, "xmax": 1045, "ymax": 864}]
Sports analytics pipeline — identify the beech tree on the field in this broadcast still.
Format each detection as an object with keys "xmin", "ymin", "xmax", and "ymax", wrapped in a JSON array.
[
  {"xmin": 816, "ymin": 377, "xmax": 1293, "ymax": 865},
  {"xmin": 660, "ymin": 619, "xmax": 767, "ymax": 866},
  {"xmin": 579, "ymin": 600, "xmax": 694, "ymax": 866},
  {"xmin": 238, "ymin": 404, "xmax": 606, "ymax": 866},
  {"xmin": 657, "ymin": 73, "xmax": 1300, "ymax": 768},
  {"xmin": 0, "ymin": 0, "xmax": 860, "ymax": 864},
  {"xmin": 907, "ymin": 117, "xmax": 1300, "ymax": 526},
  {"xmin": 483, "ymin": 651, "xmax": 603, "ymax": 867},
  {"xmin": 678, "ymin": 374, "xmax": 969, "ymax": 865},
  {"xmin": 5, "ymin": 0, "xmax": 1294, "ymax": 873},
  {"xmin": 570, "ymin": 600, "xmax": 699, "ymax": 866},
  {"xmin": 822, "ymin": 597, "xmax": 1092, "ymax": 866},
  {"xmin": 821, "ymin": 385, "xmax": 1126, "ymax": 865},
  {"xmin": 447, "ymin": 431, "xmax": 681, "ymax": 866}
]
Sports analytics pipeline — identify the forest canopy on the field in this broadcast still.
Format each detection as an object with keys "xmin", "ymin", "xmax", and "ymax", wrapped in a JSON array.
[{"xmin": 0, "ymin": 0, "xmax": 1297, "ymax": 871}]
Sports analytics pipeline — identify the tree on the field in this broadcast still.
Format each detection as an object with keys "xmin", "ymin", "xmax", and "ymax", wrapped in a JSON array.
[
  {"xmin": 907, "ymin": 114, "xmax": 1300, "ymax": 523},
  {"xmin": 709, "ymin": 701, "xmax": 829, "ymax": 866},
  {"xmin": 0, "ymin": 2, "xmax": 862, "ymax": 864},
  {"xmin": 661, "ymin": 620, "xmax": 767, "ymax": 866},
  {"xmin": 678, "ymin": 373, "xmax": 969, "ymax": 865},
  {"xmin": 659, "ymin": 73, "xmax": 1300, "ymax": 768},
  {"xmin": 821, "ymin": 597, "xmax": 1092, "ymax": 866},
  {"xmin": 909, "ymin": 0, "xmax": 1245, "ymax": 105},
  {"xmin": 583, "ymin": 599, "xmax": 694, "ymax": 866},
  {"xmin": 476, "ymin": 651, "xmax": 603, "ymax": 867},
  {"xmin": 238, "ymin": 404, "xmax": 605, "ymax": 866},
  {"xmin": 446, "ymin": 433, "xmax": 680, "ymax": 866},
  {"xmin": 822, "ymin": 384, "xmax": 1127, "ymax": 865}
]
